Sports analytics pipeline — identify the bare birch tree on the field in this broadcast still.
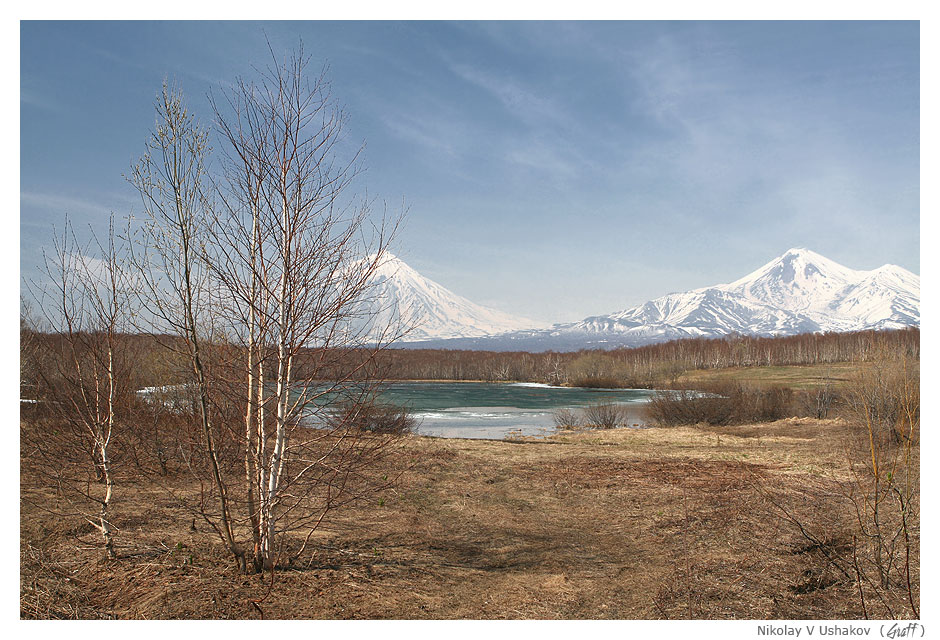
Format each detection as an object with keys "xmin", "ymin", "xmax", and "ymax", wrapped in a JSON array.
[
  {"xmin": 129, "ymin": 81, "xmax": 243, "ymax": 565},
  {"xmin": 206, "ymin": 45, "xmax": 408, "ymax": 572},
  {"xmin": 127, "ymin": 54, "xmax": 408, "ymax": 573},
  {"xmin": 25, "ymin": 215, "xmax": 134, "ymax": 559}
]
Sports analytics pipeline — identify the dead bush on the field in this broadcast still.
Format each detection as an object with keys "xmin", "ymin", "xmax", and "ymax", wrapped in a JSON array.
[
  {"xmin": 648, "ymin": 383, "xmax": 793, "ymax": 426},
  {"xmin": 794, "ymin": 385, "xmax": 840, "ymax": 419},
  {"xmin": 581, "ymin": 402, "xmax": 627, "ymax": 429},
  {"xmin": 842, "ymin": 352, "xmax": 919, "ymax": 618},
  {"xmin": 756, "ymin": 352, "xmax": 919, "ymax": 620},
  {"xmin": 552, "ymin": 408, "xmax": 582, "ymax": 430},
  {"xmin": 328, "ymin": 401, "xmax": 417, "ymax": 435}
]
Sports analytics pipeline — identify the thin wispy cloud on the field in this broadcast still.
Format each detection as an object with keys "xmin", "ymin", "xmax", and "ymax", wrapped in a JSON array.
[
  {"xmin": 449, "ymin": 62, "xmax": 568, "ymax": 129},
  {"xmin": 19, "ymin": 21, "xmax": 919, "ymax": 324},
  {"xmin": 380, "ymin": 111, "xmax": 460, "ymax": 157},
  {"xmin": 83, "ymin": 42, "xmax": 151, "ymax": 73},
  {"xmin": 20, "ymin": 89, "xmax": 62, "ymax": 114},
  {"xmin": 621, "ymin": 33, "xmax": 838, "ymax": 194},
  {"xmin": 21, "ymin": 191, "xmax": 116, "ymax": 220},
  {"xmin": 20, "ymin": 191, "xmax": 124, "ymax": 294},
  {"xmin": 503, "ymin": 140, "xmax": 579, "ymax": 179},
  {"xmin": 440, "ymin": 61, "xmax": 604, "ymax": 183}
]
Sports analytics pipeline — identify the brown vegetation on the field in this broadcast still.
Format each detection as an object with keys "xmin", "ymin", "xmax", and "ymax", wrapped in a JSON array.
[
  {"xmin": 22, "ymin": 412, "xmax": 917, "ymax": 619},
  {"xmin": 581, "ymin": 402, "xmax": 629, "ymax": 429},
  {"xmin": 647, "ymin": 383, "xmax": 794, "ymax": 426},
  {"xmin": 373, "ymin": 328, "xmax": 919, "ymax": 388},
  {"xmin": 20, "ymin": 329, "xmax": 919, "ymax": 619},
  {"xmin": 22, "ymin": 49, "xmax": 409, "ymax": 578},
  {"xmin": 643, "ymin": 346, "xmax": 920, "ymax": 619}
]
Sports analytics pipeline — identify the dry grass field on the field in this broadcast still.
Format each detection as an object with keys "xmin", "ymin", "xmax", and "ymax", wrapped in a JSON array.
[
  {"xmin": 674, "ymin": 362, "xmax": 865, "ymax": 390},
  {"xmin": 21, "ymin": 413, "xmax": 915, "ymax": 620}
]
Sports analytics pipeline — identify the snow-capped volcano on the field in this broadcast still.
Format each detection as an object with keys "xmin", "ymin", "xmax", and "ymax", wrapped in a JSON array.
[
  {"xmin": 362, "ymin": 253, "xmax": 541, "ymax": 341},
  {"xmin": 721, "ymin": 247, "xmax": 862, "ymax": 314},
  {"xmin": 717, "ymin": 248, "xmax": 919, "ymax": 331},
  {"xmin": 555, "ymin": 247, "xmax": 920, "ymax": 345},
  {"xmin": 403, "ymin": 248, "xmax": 919, "ymax": 351}
]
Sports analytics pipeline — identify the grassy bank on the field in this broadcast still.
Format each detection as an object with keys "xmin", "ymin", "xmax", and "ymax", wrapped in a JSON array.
[
  {"xmin": 674, "ymin": 362, "xmax": 864, "ymax": 390},
  {"xmin": 21, "ymin": 416, "xmax": 915, "ymax": 619}
]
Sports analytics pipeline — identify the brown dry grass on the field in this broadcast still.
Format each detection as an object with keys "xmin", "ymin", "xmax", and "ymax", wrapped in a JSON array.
[
  {"xmin": 676, "ymin": 363, "xmax": 864, "ymax": 390},
  {"xmin": 21, "ymin": 417, "xmax": 912, "ymax": 619}
]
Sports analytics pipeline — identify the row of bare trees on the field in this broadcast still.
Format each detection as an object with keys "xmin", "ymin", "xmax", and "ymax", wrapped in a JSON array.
[
  {"xmin": 24, "ymin": 46, "xmax": 408, "ymax": 573},
  {"xmin": 372, "ymin": 327, "xmax": 920, "ymax": 387}
]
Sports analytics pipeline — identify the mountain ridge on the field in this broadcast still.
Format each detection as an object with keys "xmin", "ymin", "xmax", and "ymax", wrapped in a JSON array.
[{"xmin": 380, "ymin": 247, "xmax": 919, "ymax": 351}]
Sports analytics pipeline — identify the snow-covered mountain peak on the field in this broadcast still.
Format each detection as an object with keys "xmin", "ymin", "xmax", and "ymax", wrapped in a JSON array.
[
  {"xmin": 726, "ymin": 247, "xmax": 857, "ymax": 288},
  {"xmin": 359, "ymin": 252, "xmax": 543, "ymax": 341},
  {"xmin": 718, "ymin": 248, "xmax": 864, "ymax": 315},
  {"xmin": 369, "ymin": 251, "xmax": 409, "ymax": 275},
  {"xmin": 869, "ymin": 263, "xmax": 918, "ymax": 284}
]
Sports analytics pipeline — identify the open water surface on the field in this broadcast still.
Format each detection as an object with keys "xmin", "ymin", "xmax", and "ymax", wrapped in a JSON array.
[{"xmin": 376, "ymin": 382, "xmax": 656, "ymax": 440}]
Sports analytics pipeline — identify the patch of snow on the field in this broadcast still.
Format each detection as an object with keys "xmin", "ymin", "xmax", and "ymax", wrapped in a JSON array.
[{"xmin": 509, "ymin": 382, "xmax": 572, "ymax": 389}]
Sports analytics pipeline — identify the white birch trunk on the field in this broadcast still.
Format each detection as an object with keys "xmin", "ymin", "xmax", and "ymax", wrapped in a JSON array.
[
  {"xmin": 99, "ymin": 342, "xmax": 115, "ymax": 559},
  {"xmin": 262, "ymin": 201, "xmax": 291, "ymax": 566}
]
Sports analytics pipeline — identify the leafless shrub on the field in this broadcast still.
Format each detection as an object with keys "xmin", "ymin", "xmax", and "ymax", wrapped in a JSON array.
[
  {"xmin": 648, "ymin": 389, "xmax": 733, "ymax": 426},
  {"xmin": 552, "ymin": 407, "xmax": 582, "ymax": 430},
  {"xmin": 844, "ymin": 357, "xmax": 918, "ymax": 446},
  {"xmin": 736, "ymin": 385, "xmax": 793, "ymax": 422},
  {"xmin": 648, "ymin": 383, "xmax": 793, "ymax": 426},
  {"xmin": 122, "ymin": 394, "xmax": 196, "ymax": 477},
  {"xmin": 23, "ymin": 215, "xmax": 138, "ymax": 559},
  {"xmin": 795, "ymin": 384, "xmax": 840, "ymax": 419},
  {"xmin": 581, "ymin": 402, "xmax": 627, "ymax": 429},
  {"xmin": 842, "ymin": 352, "xmax": 919, "ymax": 618},
  {"xmin": 122, "ymin": 47, "xmax": 409, "ymax": 575},
  {"xmin": 328, "ymin": 401, "xmax": 417, "ymax": 435}
]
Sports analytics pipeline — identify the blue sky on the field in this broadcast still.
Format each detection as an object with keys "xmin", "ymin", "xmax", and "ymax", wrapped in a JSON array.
[{"xmin": 20, "ymin": 20, "xmax": 920, "ymax": 324}]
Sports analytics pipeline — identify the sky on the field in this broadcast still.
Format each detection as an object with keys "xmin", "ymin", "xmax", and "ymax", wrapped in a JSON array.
[{"xmin": 19, "ymin": 20, "xmax": 920, "ymax": 325}]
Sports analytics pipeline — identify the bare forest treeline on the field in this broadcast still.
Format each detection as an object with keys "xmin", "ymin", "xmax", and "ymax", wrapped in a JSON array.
[
  {"xmin": 21, "ymin": 326, "xmax": 920, "ymax": 402},
  {"xmin": 373, "ymin": 327, "xmax": 920, "ymax": 388}
]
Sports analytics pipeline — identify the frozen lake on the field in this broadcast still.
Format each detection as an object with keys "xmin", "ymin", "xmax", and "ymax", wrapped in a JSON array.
[{"xmin": 374, "ymin": 382, "xmax": 656, "ymax": 440}]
